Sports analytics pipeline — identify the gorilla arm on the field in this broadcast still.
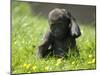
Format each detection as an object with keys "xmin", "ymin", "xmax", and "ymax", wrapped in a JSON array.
[
  {"xmin": 37, "ymin": 32, "xmax": 52, "ymax": 58},
  {"xmin": 70, "ymin": 17, "xmax": 81, "ymax": 38}
]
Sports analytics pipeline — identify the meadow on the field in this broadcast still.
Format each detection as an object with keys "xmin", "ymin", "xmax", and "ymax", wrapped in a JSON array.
[{"xmin": 12, "ymin": 1, "xmax": 96, "ymax": 74}]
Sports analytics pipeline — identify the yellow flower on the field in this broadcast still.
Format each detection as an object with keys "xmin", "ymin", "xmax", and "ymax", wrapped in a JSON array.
[
  {"xmin": 55, "ymin": 59, "xmax": 62, "ymax": 66},
  {"xmin": 45, "ymin": 66, "xmax": 49, "ymax": 71},
  {"xmin": 26, "ymin": 64, "xmax": 31, "ymax": 69},
  {"xmin": 72, "ymin": 61, "xmax": 75, "ymax": 65},
  {"xmin": 32, "ymin": 66, "xmax": 37, "ymax": 71},
  {"xmin": 89, "ymin": 54, "xmax": 92, "ymax": 58},
  {"xmin": 56, "ymin": 62, "xmax": 61, "ymax": 66},
  {"xmin": 92, "ymin": 58, "xmax": 95, "ymax": 63},
  {"xmin": 23, "ymin": 63, "xmax": 27, "ymax": 67},
  {"xmin": 88, "ymin": 58, "xmax": 95, "ymax": 64},
  {"xmin": 57, "ymin": 59, "xmax": 62, "ymax": 63},
  {"xmin": 88, "ymin": 61, "xmax": 92, "ymax": 64}
]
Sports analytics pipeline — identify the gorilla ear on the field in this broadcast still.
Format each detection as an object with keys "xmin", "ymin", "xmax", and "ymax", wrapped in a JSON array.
[{"xmin": 68, "ymin": 13, "xmax": 81, "ymax": 38}]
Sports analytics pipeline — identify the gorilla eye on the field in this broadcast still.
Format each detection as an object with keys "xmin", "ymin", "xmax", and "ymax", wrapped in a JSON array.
[
  {"xmin": 50, "ymin": 24, "xmax": 55, "ymax": 28},
  {"xmin": 51, "ymin": 24, "xmax": 55, "ymax": 26},
  {"xmin": 50, "ymin": 24, "xmax": 56, "ymax": 29}
]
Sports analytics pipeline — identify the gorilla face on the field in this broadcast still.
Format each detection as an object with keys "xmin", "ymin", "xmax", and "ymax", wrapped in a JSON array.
[
  {"xmin": 48, "ymin": 8, "xmax": 71, "ymax": 38},
  {"xmin": 50, "ymin": 22, "xmax": 67, "ymax": 37}
]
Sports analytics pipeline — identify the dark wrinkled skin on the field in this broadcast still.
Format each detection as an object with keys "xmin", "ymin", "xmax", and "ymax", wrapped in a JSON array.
[{"xmin": 37, "ymin": 8, "xmax": 81, "ymax": 58}]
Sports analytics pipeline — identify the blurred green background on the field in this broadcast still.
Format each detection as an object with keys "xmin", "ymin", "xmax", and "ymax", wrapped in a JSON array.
[{"xmin": 12, "ymin": 0, "xmax": 96, "ymax": 74}]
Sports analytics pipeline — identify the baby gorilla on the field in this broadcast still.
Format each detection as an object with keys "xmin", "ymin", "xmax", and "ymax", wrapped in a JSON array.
[{"xmin": 37, "ymin": 8, "xmax": 81, "ymax": 58}]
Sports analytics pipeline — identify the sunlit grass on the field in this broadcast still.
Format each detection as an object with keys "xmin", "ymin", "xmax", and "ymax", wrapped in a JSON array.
[{"xmin": 12, "ymin": 1, "xmax": 96, "ymax": 74}]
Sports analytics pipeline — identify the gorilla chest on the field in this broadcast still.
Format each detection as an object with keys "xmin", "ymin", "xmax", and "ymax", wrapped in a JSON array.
[
  {"xmin": 51, "ymin": 38, "xmax": 72, "ymax": 57},
  {"xmin": 53, "ymin": 38, "xmax": 71, "ymax": 51}
]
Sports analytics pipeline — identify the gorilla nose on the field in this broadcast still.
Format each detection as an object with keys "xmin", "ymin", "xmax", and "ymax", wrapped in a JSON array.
[{"xmin": 55, "ymin": 29, "xmax": 60, "ymax": 33}]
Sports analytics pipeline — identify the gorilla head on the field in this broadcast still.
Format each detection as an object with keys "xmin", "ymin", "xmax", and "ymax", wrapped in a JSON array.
[{"xmin": 48, "ymin": 9, "xmax": 71, "ymax": 38}]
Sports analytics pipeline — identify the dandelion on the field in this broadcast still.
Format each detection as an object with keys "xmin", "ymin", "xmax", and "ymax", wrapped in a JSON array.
[
  {"xmin": 92, "ymin": 58, "xmax": 95, "ymax": 63},
  {"xmin": 72, "ymin": 61, "xmax": 75, "ymax": 65},
  {"xmin": 57, "ymin": 59, "xmax": 62, "ymax": 63},
  {"xmin": 32, "ymin": 66, "xmax": 37, "ymax": 71},
  {"xmin": 23, "ymin": 64, "xmax": 31, "ymax": 69},
  {"xmin": 88, "ymin": 61, "xmax": 92, "ymax": 64},
  {"xmin": 56, "ymin": 62, "xmax": 62, "ymax": 66},
  {"xmin": 26, "ymin": 64, "xmax": 31, "ymax": 69},
  {"xmin": 23, "ymin": 63, "xmax": 27, "ymax": 67},
  {"xmin": 55, "ymin": 59, "xmax": 62, "ymax": 66},
  {"xmin": 88, "ymin": 58, "xmax": 95, "ymax": 64},
  {"xmin": 89, "ymin": 54, "xmax": 92, "ymax": 58},
  {"xmin": 45, "ymin": 66, "xmax": 49, "ymax": 71}
]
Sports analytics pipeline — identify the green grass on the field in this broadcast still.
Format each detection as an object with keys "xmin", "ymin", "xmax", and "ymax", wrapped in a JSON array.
[{"xmin": 12, "ymin": 1, "xmax": 96, "ymax": 74}]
